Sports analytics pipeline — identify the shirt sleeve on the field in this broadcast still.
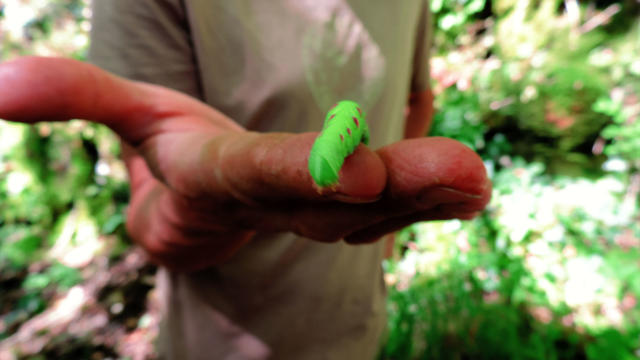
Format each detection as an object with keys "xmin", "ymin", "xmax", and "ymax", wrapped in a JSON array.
[
  {"xmin": 410, "ymin": 0, "xmax": 433, "ymax": 94},
  {"xmin": 89, "ymin": 0, "xmax": 202, "ymax": 98}
]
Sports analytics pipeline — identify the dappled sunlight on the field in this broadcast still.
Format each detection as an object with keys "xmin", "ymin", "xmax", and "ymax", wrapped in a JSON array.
[
  {"xmin": 4, "ymin": 171, "xmax": 32, "ymax": 196},
  {"xmin": 385, "ymin": 159, "xmax": 640, "ymax": 357},
  {"xmin": 0, "ymin": 250, "xmax": 159, "ymax": 360},
  {"xmin": 1, "ymin": 0, "xmax": 91, "ymax": 58},
  {"xmin": 2, "ymin": 1, "xmax": 41, "ymax": 41},
  {"xmin": 0, "ymin": 123, "xmax": 26, "ymax": 154},
  {"xmin": 48, "ymin": 200, "xmax": 104, "ymax": 268},
  {"xmin": 0, "ymin": 2, "xmax": 140, "ymax": 357},
  {"xmin": 564, "ymin": 256, "xmax": 605, "ymax": 308}
]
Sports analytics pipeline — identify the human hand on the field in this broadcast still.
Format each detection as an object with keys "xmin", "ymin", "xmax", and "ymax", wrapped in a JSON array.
[{"xmin": 0, "ymin": 57, "xmax": 491, "ymax": 271}]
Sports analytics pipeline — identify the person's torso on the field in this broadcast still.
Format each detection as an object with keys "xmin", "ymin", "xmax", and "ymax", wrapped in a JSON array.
[{"xmin": 139, "ymin": 1, "xmax": 427, "ymax": 358}]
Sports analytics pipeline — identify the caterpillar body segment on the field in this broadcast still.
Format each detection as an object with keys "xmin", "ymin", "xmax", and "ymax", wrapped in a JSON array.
[{"xmin": 308, "ymin": 100, "xmax": 369, "ymax": 187}]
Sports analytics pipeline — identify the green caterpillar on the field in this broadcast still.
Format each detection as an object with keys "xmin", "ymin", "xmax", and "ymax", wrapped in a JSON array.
[{"xmin": 308, "ymin": 100, "xmax": 369, "ymax": 187}]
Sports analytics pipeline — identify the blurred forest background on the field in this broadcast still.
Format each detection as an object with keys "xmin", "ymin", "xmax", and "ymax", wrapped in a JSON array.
[{"xmin": 0, "ymin": 0, "xmax": 639, "ymax": 359}]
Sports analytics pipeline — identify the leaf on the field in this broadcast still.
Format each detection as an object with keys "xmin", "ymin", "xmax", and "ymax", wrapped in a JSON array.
[
  {"xmin": 16, "ymin": 293, "xmax": 46, "ymax": 315},
  {"xmin": 466, "ymin": 0, "xmax": 486, "ymax": 14},
  {"xmin": 439, "ymin": 13, "xmax": 465, "ymax": 30},
  {"xmin": 22, "ymin": 273, "xmax": 51, "ymax": 291},
  {"xmin": 1, "ymin": 235, "xmax": 42, "ymax": 268},
  {"xmin": 600, "ymin": 125, "xmax": 621, "ymax": 139},
  {"xmin": 431, "ymin": 0, "xmax": 444, "ymax": 13},
  {"xmin": 101, "ymin": 213, "xmax": 124, "ymax": 234},
  {"xmin": 47, "ymin": 262, "xmax": 82, "ymax": 289}
]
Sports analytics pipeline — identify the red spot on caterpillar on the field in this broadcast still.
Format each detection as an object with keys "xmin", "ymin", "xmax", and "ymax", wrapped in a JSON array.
[
  {"xmin": 331, "ymin": 103, "xmax": 338, "ymax": 110},
  {"xmin": 347, "ymin": 128, "xmax": 352, "ymax": 135},
  {"xmin": 352, "ymin": 117, "xmax": 359, "ymax": 127},
  {"xmin": 340, "ymin": 134, "xmax": 344, "ymax": 142},
  {"xmin": 357, "ymin": 107, "xmax": 362, "ymax": 115},
  {"xmin": 329, "ymin": 114, "xmax": 336, "ymax": 120}
]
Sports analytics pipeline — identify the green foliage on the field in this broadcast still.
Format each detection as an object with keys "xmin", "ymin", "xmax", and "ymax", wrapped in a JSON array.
[
  {"xmin": 0, "ymin": 0, "xmax": 90, "ymax": 60},
  {"xmin": 0, "ymin": 123, "xmax": 129, "ymax": 253},
  {"xmin": 596, "ymin": 97, "xmax": 640, "ymax": 162},
  {"xmin": 431, "ymin": 0, "xmax": 486, "ymax": 33},
  {"xmin": 586, "ymin": 329, "xmax": 639, "ymax": 360},
  {"xmin": 0, "ymin": 2, "xmax": 131, "ymax": 351},
  {"xmin": 383, "ymin": 259, "xmax": 552, "ymax": 360},
  {"xmin": 430, "ymin": 87, "xmax": 487, "ymax": 152},
  {"xmin": 588, "ymin": 21, "xmax": 640, "ymax": 165},
  {"xmin": 429, "ymin": 0, "xmax": 488, "ymax": 52},
  {"xmin": 479, "ymin": 47, "xmax": 612, "ymax": 164},
  {"xmin": 382, "ymin": 5, "xmax": 640, "ymax": 357},
  {"xmin": 492, "ymin": 0, "xmax": 563, "ymax": 59},
  {"xmin": 381, "ymin": 162, "xmax": 640, "ymax": 359},
  {"xmin": 23, "ymin": 262, "xmax": 82, "ymax": 291},
  {"xmin": 383, "ymin": 279, "xmax": 584, "ymax": 360},
  {"xmin": 0, "ymin": 232, "xmax": 42, "ymax": 270},
  {"xmin": 495, "ymin": 64, "xmax": 608, "ymax": 149}
]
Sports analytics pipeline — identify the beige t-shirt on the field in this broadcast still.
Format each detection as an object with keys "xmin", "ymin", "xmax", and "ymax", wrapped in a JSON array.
[{"xmin": 90, "ymin": 1, "xmax": 431, "ymax": 359}]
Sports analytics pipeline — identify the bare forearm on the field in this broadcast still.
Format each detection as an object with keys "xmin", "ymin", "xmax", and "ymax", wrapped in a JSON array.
[{"xmin": 404, "ymin": 88, "xmax": 434, "ymax": 138}]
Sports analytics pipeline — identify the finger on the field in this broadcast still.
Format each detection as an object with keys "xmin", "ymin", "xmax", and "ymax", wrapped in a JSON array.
[
  {"xmin": 125, "ymin": 181, "xmax": 254, "ymax": 272},
  {"xmin": 344, "ymin": 209, "xmax": 480, "ymax": 245},
  {"xmin": 215, "ymin": 132, "xmax": 387, "ymax": 202},
  {"xmin": 120, "ymin": 141, "xmax": 155, "ymax": 195},
  {"xmin": 143, "ymin": 130, "xmax": 387, "ymax": 203},
  {"xmin": 0, "ymin": 56, "xmax": 241, "ymax": 144},
  {"xmin": 287, "ymin": 186, "xmax": 487, "ymax": 242},
  {"xmin": 377, "ymin": 136, "xmax": 491, "ymax": 198}
]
